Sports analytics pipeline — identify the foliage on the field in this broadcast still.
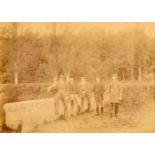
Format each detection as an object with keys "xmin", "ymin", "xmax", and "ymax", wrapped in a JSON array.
[{"xmin": 0, "ymin": 23, "xmax": 154, "ymax": 83}]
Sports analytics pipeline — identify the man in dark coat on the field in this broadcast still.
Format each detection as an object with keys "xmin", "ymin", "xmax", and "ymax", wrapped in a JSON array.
[
  {"xmin": 93, "ymin": 76, "xmax": 105, "ymax": 115},
  {"xmin": 78, "ymin": 75, "xmax": 91, "ymax": 113},
  {"xmin": 68, "ymin": 75, "xmax": 78, "ymax": 115}
]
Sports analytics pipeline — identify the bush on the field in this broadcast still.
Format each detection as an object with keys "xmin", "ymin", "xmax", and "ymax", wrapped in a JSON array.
[
  {"xmin": 0, "ymin": 83, "xmax": 55, "ymax": 103},
  {"xmin": 122, "ymin": 81, "xmax": 152, "ymax": 107}
]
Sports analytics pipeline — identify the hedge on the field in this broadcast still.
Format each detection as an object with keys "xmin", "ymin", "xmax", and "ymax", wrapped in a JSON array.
[
  {"xmin": 0, "ymin": 81, "xmax": 154, "ymax": 105},
  {"xmin": 0, "ymin": 83, "xmax": 55, "ymax": 103}
]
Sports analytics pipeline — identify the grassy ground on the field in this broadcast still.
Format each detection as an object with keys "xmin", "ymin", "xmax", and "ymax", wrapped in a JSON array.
[{"xmin": 35, "ymin": 100, "xmax": 155, "ymax": 133}]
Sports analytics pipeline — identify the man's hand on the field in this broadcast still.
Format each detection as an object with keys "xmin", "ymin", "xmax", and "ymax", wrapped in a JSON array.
[{"xmin": 119, "ymin": 96, "xmax": 123, "ymax": 103}]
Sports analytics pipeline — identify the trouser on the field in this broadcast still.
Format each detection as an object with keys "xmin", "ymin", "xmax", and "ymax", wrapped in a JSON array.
[
  {"xmin": 95, "ymin": 95, "xmax": 104, "ymax": 115},
  {"xmin": 69, "ymin": 94, "xmax": 78, "ymax": 115},
  {"xmin": 55, "ymin": 92, "xmax": 68, "ymax": 120},
  {"xmin": 110, "ymin": 102, "xmax": 119, "ymax": 118},
  {"xmin": 80, "ymin": 92, "xmax": 91, "ymax": 112}
]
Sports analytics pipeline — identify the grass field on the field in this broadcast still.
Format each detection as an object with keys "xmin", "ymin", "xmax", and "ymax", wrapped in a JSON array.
[{"xmin": 35, "ymin": 99, "xmax": 155, "ymax": 133}]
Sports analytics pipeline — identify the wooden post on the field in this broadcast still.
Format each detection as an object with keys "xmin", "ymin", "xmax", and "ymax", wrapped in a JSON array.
[
  {"xmin": 14, "ymin": 62, "xmax": 18, "ymax": 85},
  {"xmin": 138, "ymin": 63, "xmax": 142, "ymax": 81}
]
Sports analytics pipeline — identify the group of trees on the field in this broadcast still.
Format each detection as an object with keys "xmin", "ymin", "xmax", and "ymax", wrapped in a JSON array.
[{"xmin": 0, "ymin": 22, "xmax": 154, "ymax": 83}]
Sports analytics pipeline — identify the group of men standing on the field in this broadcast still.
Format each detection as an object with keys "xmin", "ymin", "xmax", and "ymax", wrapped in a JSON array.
[{"xmin": 48, "ymin": 73, "xmax": 122, "ymax": 120}]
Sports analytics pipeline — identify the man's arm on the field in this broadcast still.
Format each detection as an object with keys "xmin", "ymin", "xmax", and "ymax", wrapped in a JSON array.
[{"xmin": 47, "ymin": 83, "xmax": 57, "ymax": 92}]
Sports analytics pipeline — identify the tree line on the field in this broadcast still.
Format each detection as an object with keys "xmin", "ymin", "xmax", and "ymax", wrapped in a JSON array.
[{"xmin": 0, "ymin": 22, "xmax": 154, "ymax": 84}]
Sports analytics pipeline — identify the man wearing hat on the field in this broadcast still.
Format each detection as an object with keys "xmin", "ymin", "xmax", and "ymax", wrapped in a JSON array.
[
  {"xmin": 93, "ymin": 76, "xmax": 105, "ymax": 116},
  {"xmin": 48, "ymin": 74, "xmax": 69, "ymax": 120},
  {"xmin": 78, "ymin": 75, "xmax": 91, "ymax": 113},
  {"xmin": 108, "ymin": 74, "xmax": 122, "ymax": 118},
  {"xmin": 67, "ymin": 75, "xmax": 78, "ymax": 116}
]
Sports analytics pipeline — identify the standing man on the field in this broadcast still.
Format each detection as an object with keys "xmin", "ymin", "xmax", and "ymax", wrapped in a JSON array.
[
  {"xmin": 68, "ymin": 75, "xmax": 78, "ymax": 116},
  {"xmin": 48, "ymin": 74, "xmax": 69, "ymax": 120},
  {"xmin": 78, "ymin": 75, "xmax": 91, "ymax": 113},
  {"xmin": 93, "ymin": 76, "xmax": 104, "ymax": 116},
  {"xmin": 108, "ymin": 74, "xmax": 122, "ymax": 118}
]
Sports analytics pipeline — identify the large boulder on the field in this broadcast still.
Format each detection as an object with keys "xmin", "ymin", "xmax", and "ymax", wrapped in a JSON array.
[
  {"xmin": 3, "ymin": 94, "xmax": 96, "ymax": 132},
  {"xmin": 3, "ymin": 98, "xmax": 57, "ymax": 132}
]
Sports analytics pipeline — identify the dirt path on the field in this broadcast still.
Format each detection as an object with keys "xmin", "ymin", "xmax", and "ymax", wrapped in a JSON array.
[{"xmin": 35, "ymin": 101, "xmax": 155, "ymax": 133}]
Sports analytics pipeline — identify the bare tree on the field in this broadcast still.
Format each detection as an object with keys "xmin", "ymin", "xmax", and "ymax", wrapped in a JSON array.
[{"xmin": 11, "ymin": 23, "xmax": 19, "ymax": 84}]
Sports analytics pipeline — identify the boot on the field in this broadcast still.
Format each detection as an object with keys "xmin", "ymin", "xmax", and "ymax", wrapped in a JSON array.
[
  {"xmin": 101, "ymin": 107, "xmax": 104, "ymax": 115},
  {"xmin": 87, "ymin": 103, "xmax": 91, "ymax": 113},
  {"xmin": 96, "ymin": 107, "xmax": 99, "ymax": 115},
  {"xmin": 77, "ymin": 105, "xmax": 81, "ymax": 115},
  {"xmin": 115, "ymin": 103, "xmax": 119, "ymax": 118}
]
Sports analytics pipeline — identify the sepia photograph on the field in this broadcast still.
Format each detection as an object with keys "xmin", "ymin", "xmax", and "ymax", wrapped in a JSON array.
[{"xmin": 0, "ymin": 22, "xmax": 155, "ymax": 133}]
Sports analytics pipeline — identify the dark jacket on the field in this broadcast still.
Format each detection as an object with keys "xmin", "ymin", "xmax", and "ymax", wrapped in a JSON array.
[{"xmin": 93, "ymin": 82, "xmax": 104, "ymax": 97}]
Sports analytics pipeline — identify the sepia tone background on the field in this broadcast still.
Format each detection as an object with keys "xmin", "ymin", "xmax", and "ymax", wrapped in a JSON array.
[{"xmin": 0, "ymin": 22, "xmax": 155, "ymax": 133}]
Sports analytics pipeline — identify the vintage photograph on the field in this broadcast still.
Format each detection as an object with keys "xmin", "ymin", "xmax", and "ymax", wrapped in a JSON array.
[{"xmin": 0, "ymin": 22, "xmax": 155, "ymax": 133}]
